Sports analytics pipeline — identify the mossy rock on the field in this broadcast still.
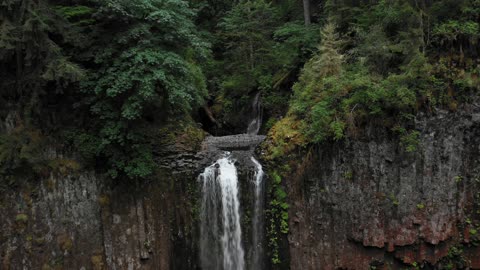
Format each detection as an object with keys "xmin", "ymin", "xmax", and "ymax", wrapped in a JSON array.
[
  {"xmin": 91, "ymin": 254, "xmax": 105, "ymax": 270},
  {"xmin": 175, "ymin": 125, "xmax": 206, "ymax": 151},
  {"xmin": 262, "ymin": 116, "xmax": 307, "ymax": 161},
  {"xmin": 15, "ymin": 213, "xmax": 28, "ymax": 223},
  {"xmin": 56, "ymin": 233, "xmax": 73, "ymax": 252},
  {"xmin": 152, "ymin": 121, "xmax": 206, "ymax": 151},
  {"xmin": 48, "ymin": 158, "xmax": 81, "ymax": 176},
  {"xmin": 34, "ymin": 236, "xmax": 46, "ymax": 246},
  {"xmin": 98, "ymin": 194, "xmax": 110, "ymax": 207},
  {"xmin": 42, "ymin": 263, "xmax": 53, "ymax": 270}
]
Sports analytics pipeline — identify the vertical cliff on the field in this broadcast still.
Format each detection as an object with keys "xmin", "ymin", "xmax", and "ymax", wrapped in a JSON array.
[
  {"xmin": 287, "ymin": 102, "xmax": 480, "ymax": 269},
  {"xmin": 0, "ymin": 114, "xmax": 267, "ymax": 270},
  {"xmin": 2, "ymin": 103, "xmax": 480, "ymax": 269},
  {"xmin": 0, "ymin": 163, "xmax": 201, "ymax": 270},
  {"xmin": 0, "ymin": 112, "xmax": 203, "ymax": 270}
]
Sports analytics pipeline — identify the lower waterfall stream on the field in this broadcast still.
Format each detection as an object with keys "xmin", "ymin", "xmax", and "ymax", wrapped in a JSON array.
[
  {"xmin": 199, "ymin": 93, "xmax": 265, "ymax": 270},
  {"xmin": 199, "ymin": 156, "xmax": 245, "ymax": 270},
  {"xmin": 250, "ymin": 157, "xmax": 265, "ymax": 270}
]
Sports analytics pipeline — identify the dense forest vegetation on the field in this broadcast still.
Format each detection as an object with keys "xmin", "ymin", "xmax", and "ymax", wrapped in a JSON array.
[
  {"xmin": 1, "ymin": 1, "xmax": 480, "ymax": 269},
  {"xmin": 1, "ymin": 0, "xmax": 479, "ymax": 180}
]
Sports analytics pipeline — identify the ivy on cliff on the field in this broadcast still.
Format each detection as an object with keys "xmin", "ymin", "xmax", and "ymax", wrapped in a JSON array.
[{"xmin": 266, "ymin": 169, "xmax": 289, "ymax": 265}]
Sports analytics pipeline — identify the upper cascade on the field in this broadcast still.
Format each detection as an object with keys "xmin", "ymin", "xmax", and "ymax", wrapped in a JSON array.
[
  {"xmin": 198, "ymin": 92, "xmax": 266, "ymax": 270},
  {"xmin": 246, "ymin": 92, "xmax": 262, "ymax": 135},
  {"xmin": 202, "ymin": 92, "xmax": 264, "ymax": 154}
]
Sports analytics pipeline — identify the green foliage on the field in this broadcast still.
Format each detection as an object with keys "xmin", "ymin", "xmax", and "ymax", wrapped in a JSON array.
[
  {"xmin": 394, "ymin": 126, "xmax": 421, "ymax": 152},
  {"xmin": 343, "ymin": 170, "xmax": 353, "ymax": 180},
  {"xmin": 15, "ymin": 213, "xmax": 28, "ymax": 223},
  {"xmin": 289, "ymin": 58, "xmax": 425, "ymax": 145},
  {"xmin": 272, "ymin": 20, "xmax": 320, "ymax": 71},
  {"xmin": 55, "ymin": 5, "xmax": 93, "ymax": 18},
  {"xmin": 389, "ymin": 194, "xmax": 400, "ymax": 206},
  {"xmin": 0, "ymin": 0, "xmax": 213, "ymax": 179},
  {"xmin": 0, "ymin": 128, "xmax": 45, "ymax": 178},
  {"xmin": 266, "ymin": 0, "xmax": 479, "ymax": 159},
  {"xmin": 75, "ymin": 0, "xmax": 209, "ymax": 178},
  {"xmin": 217, "ymin": 0, "xmax": 278, "ymax": 94},
  {"xmin": 0, "ymin": 0, "xmax": 479, "ymax": 186},
  {"xmin": 267, "ymin": 169, "xmax": 289, "ymax": 264},
  {"xmin": 207, "ymin": 1, "xmax": 321, "ymax": 126},
  {"xmin": 430, "ymin": 0, "xmax": 480, "ymax": 49},
  {"xmin": 62, "ymin": 130, "xmax": 101, "ymax": 162},
  {"xmin": 54, "ymin": 5, "xmax": 95, "ymax": 25},
  {"xmin": 433, "ymin": 20, "xmax": 480, "ymax": 43},
  {"xmin": 0, "ymin": 0, "xmax": 85, "ymax": 103},
  {"xmin": 440, "ymin": 246, "xmax": 469, "ymax": 269},
  {"xmin": 263, "ymin": 116, "xmax": 307, "ymax": 160}
]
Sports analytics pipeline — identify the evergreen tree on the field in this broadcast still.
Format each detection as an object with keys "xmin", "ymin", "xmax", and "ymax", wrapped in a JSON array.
[
  {"xmin": 219, "ymin": 0, "xmax": 278, "ymax": 86},
  {"xmin": 314, "ymin": 22, "xmax": 343, "ymax": 77},
  {"xmin": 0, "ymin": 0, "xmax": 84, "ymax": 115},
  {"xmin": 80, "ymin": 0, "xmax": 209, "ymax": 178}
]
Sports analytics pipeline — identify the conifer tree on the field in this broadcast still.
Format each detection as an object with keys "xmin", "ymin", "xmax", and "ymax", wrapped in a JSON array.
[{"xmin": 314, "ymin": 22, "xmax": 343, "ymax": 77}]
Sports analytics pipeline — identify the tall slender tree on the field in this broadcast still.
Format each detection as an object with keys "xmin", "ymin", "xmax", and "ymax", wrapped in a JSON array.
[{"xmin": 303, "ymin": 0, "xmax": 311, "ymax": 25}]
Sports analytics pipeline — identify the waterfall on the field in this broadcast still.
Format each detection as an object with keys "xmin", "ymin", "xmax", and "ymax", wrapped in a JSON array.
[
  {"xmin": 250, "ymin": 157, "xmax": 265, "ymax": 270},
  {"xmin": 247, "ymin": 92, "xmax": 262, "ymax": 135},
  {"xmin": 199, "ymin": 92, "xmax": 265, "ymax": 270},
  {"xmin": 249, "ymin": 94, "xmax": 264, "ymax": 270},
  {"xmin": 199, "ymin": 155, "xmax": 245, "ymax": 270}
]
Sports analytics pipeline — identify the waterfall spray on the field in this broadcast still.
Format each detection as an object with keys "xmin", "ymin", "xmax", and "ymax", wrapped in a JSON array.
[
  {"xmin": 199, "ymin": 155, "xmax": 245, "ymax": 270},
  {"xmin": 200, "ymin": 92, "xmax": 265, "ymax": 270},
  {"xmin": 250, "ymin": 157, "xmax": 265, "ymax": 270},
  {"xmin": 247, "ymin": 92, "xmax": 262, "ymax": 135}
]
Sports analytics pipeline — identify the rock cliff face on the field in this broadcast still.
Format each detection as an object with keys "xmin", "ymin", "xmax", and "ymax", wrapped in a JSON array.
[
  {"xmin": 2, "ymin": 101, "xmax": 480, "ymax": 269},
  {"xmin": 0, "ymin": 164, "xmax": 199, "ymax": 270},
  {"xmin": 0, "ymin": 121, "xmax": 265, "ymax": 269},
  {"xmin": 0, "ymin": 112, "xmax": 202, "ymax": 270},
  {"xmin": 287, "ymin": 102, "xmax": 480, "ymax": 269}
]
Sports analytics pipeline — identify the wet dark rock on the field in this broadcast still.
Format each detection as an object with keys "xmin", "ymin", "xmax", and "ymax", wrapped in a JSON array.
[
  {"xmin": 3, "ymin": 96, "xmax": 479, "ymax": 270},
  {"xmin": 198, "ymin": 134, "xmax": 266, "ymax": 171},
  {"xmin": 203, "ymin": 134, "xmax": 266, "ymax": 152},
  {"xmin": 287, "ymin": 101, "xmax": 480, "ymax": 269},
  {"xmin": 0, "ymin": 115, "xmax": 266, "ymax": 270}
]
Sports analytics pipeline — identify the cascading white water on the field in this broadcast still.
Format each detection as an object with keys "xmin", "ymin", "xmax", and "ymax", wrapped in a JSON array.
[
  {"xmin": 250, "ymin": 157, "xmax": 265, "ymax": 270},
  {"xmin": 247, "ymin": 92, "xmax": 262, "ymax": 135},
  {"xmin": 200, "ymin": 92, "xmax": 264, "ymax": 270},
  {"xmin": 199, "ymin": 155, "xmax": 245, "ymax": 270}
]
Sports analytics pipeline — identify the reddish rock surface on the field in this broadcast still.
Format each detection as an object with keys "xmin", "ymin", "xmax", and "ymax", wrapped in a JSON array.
[{"xmin": 287, "ymin": 103, "xmax": 480, "ymax": 269}]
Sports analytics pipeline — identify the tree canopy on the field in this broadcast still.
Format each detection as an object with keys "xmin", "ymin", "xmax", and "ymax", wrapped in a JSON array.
[{"xmin": 1, "ymin": 0, "xmax": 479, "ymax": 178}]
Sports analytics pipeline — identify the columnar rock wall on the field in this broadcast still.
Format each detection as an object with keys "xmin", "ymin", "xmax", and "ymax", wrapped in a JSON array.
[
  {"xmin": 288, "ymin": 103, "xmax": 480, "ymax": 269},
  {"xmin": 0, "ymin": 169, "xmax": 198, "ymax": 270},
  {"xmin": 0, "ymin": 119, "xmax": 266, "ymax": 270}
]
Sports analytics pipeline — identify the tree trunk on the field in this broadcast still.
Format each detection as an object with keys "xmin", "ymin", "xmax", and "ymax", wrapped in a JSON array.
[
  {"xmin": 15, "ymin": 0, "xmax": 27, "ymax": 95},
  {"xmin": 303, "ymin": 0, "xmax": 311, "ymax": 26}
]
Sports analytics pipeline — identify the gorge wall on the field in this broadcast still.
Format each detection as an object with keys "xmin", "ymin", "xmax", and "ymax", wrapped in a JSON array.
[
  {"xmin": 287, "ymin": 101, "xmax": 480, "ymax": 269},
  {"xmin": 0, "ymin": 113, "xmax": 202, "ymax": 270},
  {"xmin": 0, "ymin": 161, "xmax": 200, "ymax": 270},
  {"xmin": 0, "ymin": 115, "xmax": 265, "ymax": 270},
  {"xmin": 2, "ymin": 101, "xmax": 480, "ymax": 270}
]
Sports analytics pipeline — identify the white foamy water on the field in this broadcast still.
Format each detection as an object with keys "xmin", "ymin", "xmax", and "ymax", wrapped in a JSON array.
[
  {"xmin": 247, "ymin": 92, "xmax": 262, "ymax": 135},
  {"xmin": 250, "ymin": 156, "xmax": 265, "ymax": 270},
  {"xmin": 199, "ymin": 155, "xmax": 245, "ymax": 270}
]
